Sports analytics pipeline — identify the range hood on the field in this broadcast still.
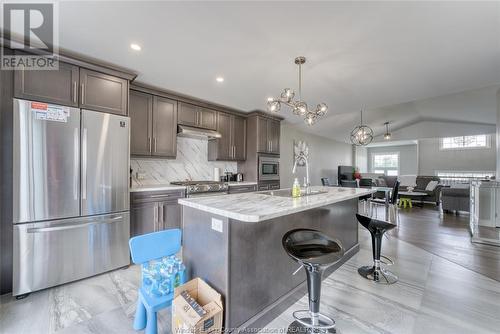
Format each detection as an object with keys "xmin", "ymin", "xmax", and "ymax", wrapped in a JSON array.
[{"xmin": 177, "ymin": 125, "xmax": 222, "ymax": 139}]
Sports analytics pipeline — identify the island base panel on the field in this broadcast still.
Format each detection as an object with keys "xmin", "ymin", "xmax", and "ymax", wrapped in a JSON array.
[{"xmin": 181, "ymin": 198, "xmax": 359, "ymax": 331}]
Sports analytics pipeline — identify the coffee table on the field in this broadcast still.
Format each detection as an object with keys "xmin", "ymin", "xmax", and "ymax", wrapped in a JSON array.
[{"xmin": 398, "ymin": 191, "xmax": 426, "ymax": 208}]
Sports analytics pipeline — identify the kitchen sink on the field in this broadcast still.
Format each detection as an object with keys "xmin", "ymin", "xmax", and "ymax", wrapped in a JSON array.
[{"xmin": 260, "ymin": 189, "xmax": 328, "ymax": 198}]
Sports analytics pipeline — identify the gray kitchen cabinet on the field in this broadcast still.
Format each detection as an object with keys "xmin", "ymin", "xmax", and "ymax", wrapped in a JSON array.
[
  {"xmin": 257, "ymin": 116, "xmax": 280, "ymax": 154},
  {"xmin": 129, "ymin": 90, "xmax": 153, "ymax": 156},
  {"xmin": 232, "ymin": 115, "xmax": 247, "ymax": 160},
  {"xmin": 208, "ymin": 112, "xmax": 246, "ymax": 161},
  {"xmin": 178, "ymin": 102, "xmax": 217, "ymax": 130},
  {"xmin": 14, "ymin": 61, "xmax": 80, "ymax": 107},
  {"xmin": 268, "ymin": 118, "xmax": 280, "ymax": 154},
  {"xmin": 129, "ymin": 90, "xmax": 177, "ymax": 158},
  {"xmin": 130, "ymin": 189, "xmax": 185, "ymax": 237},
  {"xmin": 79, "ymin": 68, "xmax": 128, "ymax": 115},
  {"xmin": 228, "ymin": 184, "xmax": 257, "ymax": 194},
  {"xmin": 152, "ymin": 96, "xmax": 177, "ymax": 157}
]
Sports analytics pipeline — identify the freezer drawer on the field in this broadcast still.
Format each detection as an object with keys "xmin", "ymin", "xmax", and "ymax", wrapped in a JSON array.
[{"xmin": 13, "ymin": 212, "xmax": 130, "ymax": 296}]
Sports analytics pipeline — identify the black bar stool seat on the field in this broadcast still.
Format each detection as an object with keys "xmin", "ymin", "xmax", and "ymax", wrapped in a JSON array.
[
  {"xmin": 283, "ymin": 229, "xmax": 344, "ymax": 333},
  {"xmin": 356, "ymin": 214, "xmax": 398, "ymax": 284}
]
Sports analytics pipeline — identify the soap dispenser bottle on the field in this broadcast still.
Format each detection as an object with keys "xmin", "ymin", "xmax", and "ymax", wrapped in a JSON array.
[{"xmin": 292, "ymin": 178, "xmax": 301, "ymax": 198}]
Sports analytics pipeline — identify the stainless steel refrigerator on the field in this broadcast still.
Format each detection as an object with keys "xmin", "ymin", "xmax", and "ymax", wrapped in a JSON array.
[{"xmin": 12, "ymin": 98, "xmax": 130, "ymax": 296}]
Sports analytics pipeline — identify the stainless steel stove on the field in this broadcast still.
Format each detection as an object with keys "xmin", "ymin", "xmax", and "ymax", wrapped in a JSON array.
[{"xmin": 170, "ymin": 180, "xmax": 229, "ymax": 198}]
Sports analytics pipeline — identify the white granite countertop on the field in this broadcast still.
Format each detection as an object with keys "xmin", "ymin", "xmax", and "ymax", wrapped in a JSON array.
[
  {"xmin": 178, "ymin": 186, "xmax": 375, "ymax": 222},
  {"xmin": 227, "ymin": 181, "xmax": 257, "ymax": 187},
  {"xmin": 130, "ymin": 184, "xmax": 186, "ymax": 192}
]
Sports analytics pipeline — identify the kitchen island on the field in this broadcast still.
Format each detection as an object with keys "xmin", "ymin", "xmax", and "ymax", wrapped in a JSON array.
[{"xmin": 178, "ymin": 186, "xmax": 374, "ymax": 331}]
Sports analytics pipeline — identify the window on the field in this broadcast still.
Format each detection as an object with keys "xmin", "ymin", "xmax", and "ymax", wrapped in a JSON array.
[
  {"xmin": 440, "ymin": 135, "xmax": 490, "ymax": 150},
  {"xmin": 371, "ymin": 153, "xmax": 399, "ymax": 176}
]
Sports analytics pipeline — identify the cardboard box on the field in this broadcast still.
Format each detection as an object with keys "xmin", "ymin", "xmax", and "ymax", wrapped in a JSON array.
[{"xmin": 172, "ymin": 278, "xmax": 223, "ymax": 334}]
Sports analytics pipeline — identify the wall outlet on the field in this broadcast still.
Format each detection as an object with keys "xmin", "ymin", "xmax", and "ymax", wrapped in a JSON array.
[{"xmin": 211, "ymin": 218, "xmax": 223, "ymax": 233}]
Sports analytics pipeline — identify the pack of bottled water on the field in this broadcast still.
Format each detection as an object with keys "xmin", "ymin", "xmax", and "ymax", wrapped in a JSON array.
[{"xmin": 142, "ymin": 255, "xmax": 186, "ymax": 297}]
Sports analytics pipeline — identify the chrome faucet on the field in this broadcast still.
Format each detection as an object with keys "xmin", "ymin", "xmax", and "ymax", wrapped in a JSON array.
[{"xmin": 292, "ymin": 152, "xmax": 311, "ymax": 194}]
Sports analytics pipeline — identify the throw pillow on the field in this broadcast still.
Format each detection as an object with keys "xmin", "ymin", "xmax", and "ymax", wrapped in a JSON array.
[
  {"xmin": 377, "ymin": 178, "xmax": 387, "ymax": 187},
  {"xmin": 425, "ymin": 180, "xmax": 439, "ymax": 191},
  {"xmin": 399, "ymin": 175, "xmax": 417, "ymax": 187}
]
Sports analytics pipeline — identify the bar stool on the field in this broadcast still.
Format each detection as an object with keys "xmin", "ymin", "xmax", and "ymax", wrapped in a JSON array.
[
  {"xmin": 356, "ymin": 214, "xmax": 398, "ymax": 284},
  {"xmin": 282, "ymin": 229, "xmax": 344, "ymax": 333}
]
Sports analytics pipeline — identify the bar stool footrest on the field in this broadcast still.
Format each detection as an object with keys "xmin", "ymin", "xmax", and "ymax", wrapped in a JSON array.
[{"xmin": 292, "ymin": 310, "xmax": 336, "ymax": 330}]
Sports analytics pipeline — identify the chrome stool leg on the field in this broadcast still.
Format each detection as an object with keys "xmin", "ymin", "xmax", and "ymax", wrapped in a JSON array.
[{"xmin": 288, "ymin": 266, "xmax": 336, "ymax": 333}]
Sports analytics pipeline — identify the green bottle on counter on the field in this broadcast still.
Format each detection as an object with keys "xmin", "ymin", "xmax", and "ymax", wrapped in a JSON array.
[{"xmin": 292, "ymin": 178, "xmax": 301, "ymax": 198}]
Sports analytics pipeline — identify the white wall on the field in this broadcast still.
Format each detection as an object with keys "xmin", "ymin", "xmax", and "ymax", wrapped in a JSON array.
[
  {"xmin": 367, "ymin": 144, "xmax": 418, "ymax": 175},
  {"xmin": 418, "ymin": 137, "xmax": 496, "ymax": 175},
  {"xmin": 280, "ymin": 123, "xmax": 353, "ymax": 187}
]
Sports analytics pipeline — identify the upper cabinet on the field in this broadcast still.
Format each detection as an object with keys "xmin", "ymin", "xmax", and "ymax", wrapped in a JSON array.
[
  {"xmin": 256, "ymin": 116, "xmax": 280, "ymax": 154},
  {"xmin": 129, "ymin": 89, "xmax": 177, "ymax": 158},
  {"xmin": 14, "ymin": 61, "xmax": 129, "ymax": 116},
  {"xmin": 14, "ymin": 61, "xmax": 80, "ymax": 107},
  {"xmin": 129, "ymin": 90, "xmax": 153, "ymax": 156},
  {"xmin": 208, "ymin": 112, "xmax": 246, "ymax": 161},
  {"xmin": 178, "ymin": 102, "xmax": 216, "ymax": 130},
  {"xmin": 152, "ymin": 96, "xmax": 177, "ymax": 157},
  {"xmin": 79, "ymin": 69, "xmax": 128, "ymax": 115}
]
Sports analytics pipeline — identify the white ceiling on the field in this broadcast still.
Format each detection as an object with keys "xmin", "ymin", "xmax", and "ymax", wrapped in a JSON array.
[{"xmin": 55, "ymin": 1, "xmax": 500, "ymax": 141}]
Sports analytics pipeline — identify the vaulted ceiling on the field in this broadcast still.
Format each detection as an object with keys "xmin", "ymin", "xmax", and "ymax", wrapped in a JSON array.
[{"xmin": 53, "ymin": 1, "xmax": 500, "ymax": 141}]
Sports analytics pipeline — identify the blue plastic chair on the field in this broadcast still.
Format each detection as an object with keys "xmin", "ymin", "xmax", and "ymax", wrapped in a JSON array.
[{"xmin": 129, "ymin": 229, "xmax": 183, "ymax": 334}]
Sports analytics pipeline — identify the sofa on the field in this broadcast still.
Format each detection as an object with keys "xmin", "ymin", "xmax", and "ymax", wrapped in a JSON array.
[
  {"xmin": 442, "ymin": 184, "xmax": 470, "ymax": 212},
  {"xmin": 375, "ymin": 175, "xmax": 443, "ymax": 206}
]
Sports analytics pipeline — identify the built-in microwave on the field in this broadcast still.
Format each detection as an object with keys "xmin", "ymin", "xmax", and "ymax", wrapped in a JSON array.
[{"xmin": 259, "ymin": 156, "xmax": 280, "ymax": 181}]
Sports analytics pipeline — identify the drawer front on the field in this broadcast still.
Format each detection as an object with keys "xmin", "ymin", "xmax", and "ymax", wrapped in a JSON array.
[
  {"xmin": 229, "ymin": 185, "xmax": 257, "ymax": 194},
  {"xmin": 131, "ymin": 189, "xmax": 185, "ymax": 204},
  {"xmin": 13, "ymin": 213, "xmax": 130, "ymax": 296}
]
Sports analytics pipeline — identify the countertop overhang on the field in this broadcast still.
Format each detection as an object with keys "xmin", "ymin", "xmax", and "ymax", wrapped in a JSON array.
[{"xmin": 178, "ymin": 186, "xmax": 375, "ymax": 222}]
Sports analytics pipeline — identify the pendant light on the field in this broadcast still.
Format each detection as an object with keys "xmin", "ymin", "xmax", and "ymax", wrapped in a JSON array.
[
  {"xmin": 350, "ymin": 110, "xmax": 373, "ymax": 146},
  {"xmin": 384, "ymin": 122, "xmax": 391, "ymax": 140},
  {"xmin": 267, "ymin": 56, "xmax": 328, "ymax": 126}
]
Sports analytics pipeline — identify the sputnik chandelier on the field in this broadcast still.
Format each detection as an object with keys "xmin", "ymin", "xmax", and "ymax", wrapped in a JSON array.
[
  {"xmin": 350, "ymin": 110, "xmax": 374, "ymax": 146},
  {"xmin": 267, "ymin": 56, "xmax": 328, "ymax": 125}
]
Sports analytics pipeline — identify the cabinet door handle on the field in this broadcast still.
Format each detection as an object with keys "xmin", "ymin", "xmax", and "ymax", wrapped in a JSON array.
[
  {"xmin": 159, "ymin": 205, "xmax": 164, "ymax": 230},
  {"xmin": 148, "ymin": 137, "xmax": 152, "ymax": 153},
  {"xmin": 154, "ymin": 138, "xmax": 157, "ymax": 153},
  {"xmin": 73, "ymin": 82, "xmax": 77, "ymax": 104},
  {"xmin": 153, "ymin": 203, "xmax": 158, "ymax": 231},
  {"xmin": 80, "ymin": 83, "xmax": 85, "ymax": 104}
]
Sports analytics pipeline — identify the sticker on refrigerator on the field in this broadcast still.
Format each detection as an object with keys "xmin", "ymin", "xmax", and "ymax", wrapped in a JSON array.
[{"xmin": 32, "ymin": 102, "xmax": 69, "ymax": 123}]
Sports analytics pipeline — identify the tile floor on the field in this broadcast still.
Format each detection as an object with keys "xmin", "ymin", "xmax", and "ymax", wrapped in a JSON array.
[{"xmin": 1, "ymin": 227, "xmax": 499, "ymax": 334}]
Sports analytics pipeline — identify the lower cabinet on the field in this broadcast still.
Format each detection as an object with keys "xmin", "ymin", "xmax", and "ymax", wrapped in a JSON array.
[
  {"xmin": 130, "ymin": 189, "xmax": 185, "ymax": 237},
  {"xmin": 257, "ymin": 181, "xmax": 280, "ymax": 191}
]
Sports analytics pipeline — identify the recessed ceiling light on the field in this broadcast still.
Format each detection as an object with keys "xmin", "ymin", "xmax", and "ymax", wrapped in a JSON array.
[
  {"xmin": 216, "ymin": 77, "xmax": 224, "ymax": 83},
  {"xmin": 130, "ymin": 43, "xmax": 141, "ymax": 51}
]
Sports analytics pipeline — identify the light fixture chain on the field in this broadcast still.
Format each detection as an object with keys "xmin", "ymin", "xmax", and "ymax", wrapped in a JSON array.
[{"xmin": 298, "ymin": 62, "xmax": 302, "ymax": 101}]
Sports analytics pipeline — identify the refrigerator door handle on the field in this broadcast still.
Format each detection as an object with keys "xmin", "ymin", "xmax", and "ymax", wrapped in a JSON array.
[
  {"xmin": 82, "ymin": 127, "xmax": 87, "ymax": 200},
  {"xmin": 73, "ymin": 127, "xmax": 79, "ymax": 200},
  {"xmin": 27, "ymin": 216, "xmax": 123, "ymax": 233}
]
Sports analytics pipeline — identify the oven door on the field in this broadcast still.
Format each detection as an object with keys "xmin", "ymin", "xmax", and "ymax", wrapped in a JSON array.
[{"xmin": 259, "ymin": 157, "xmax": 280, "ymax": 181}]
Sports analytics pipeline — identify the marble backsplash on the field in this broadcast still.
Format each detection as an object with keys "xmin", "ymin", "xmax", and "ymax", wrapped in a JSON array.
[{"xmin": 130, "ymin": 137, "xmax": 237, "ymax": 186}]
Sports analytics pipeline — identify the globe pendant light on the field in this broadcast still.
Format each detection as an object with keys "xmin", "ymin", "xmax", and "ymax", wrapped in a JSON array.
[
  {"xmin": 267, "ymin": 56, "xmax": 328, "ymax": 126},
  {"xmin": 350, "ymin": 110, "xmax": 373, "ymax": 146},
  {"xmin": 383, "ymin": 122, "xmax": 391, "ymax": 140}
]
